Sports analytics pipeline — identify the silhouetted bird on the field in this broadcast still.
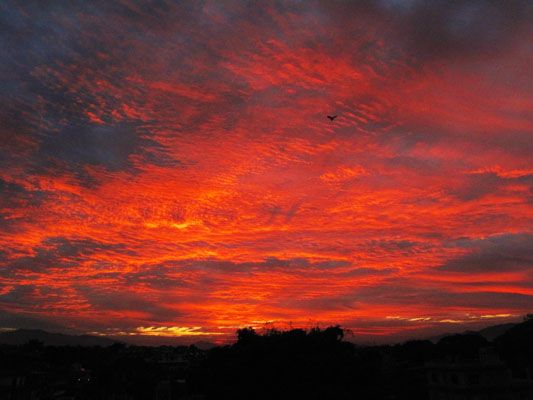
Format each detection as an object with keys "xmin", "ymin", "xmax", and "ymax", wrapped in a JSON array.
[{"xmin": 327, "ymin": 115, "xmax": 337, "ymax": 121}]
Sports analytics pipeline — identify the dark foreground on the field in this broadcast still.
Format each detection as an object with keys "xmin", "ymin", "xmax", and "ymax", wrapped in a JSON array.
[{"xmin": 1, "ymin": 317, "xmax": 533, "ymax": 400}]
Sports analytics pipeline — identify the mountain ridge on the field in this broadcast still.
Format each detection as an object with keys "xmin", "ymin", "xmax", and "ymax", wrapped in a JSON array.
[
  {"xmin": 0, "ymin": 329, "xmax": 118, "ymax": 347},
  {"xmin": 425, "ymin": 322, "xmax": 517, "ymax": 343},
  {"xmin": 0, "ymin": 328, "xmax": 218, "ymax": 348}
]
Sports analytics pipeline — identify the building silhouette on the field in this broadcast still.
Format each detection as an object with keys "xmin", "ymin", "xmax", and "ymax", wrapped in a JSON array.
[{"xmin": 426, "ymin": 348, "xmax": 533, "ymax": 400}]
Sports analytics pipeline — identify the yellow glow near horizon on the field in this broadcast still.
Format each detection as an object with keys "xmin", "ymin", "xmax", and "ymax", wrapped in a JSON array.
[{"xmin": 135, "ymin": 326, "xmax": 225, "ymax": 337}]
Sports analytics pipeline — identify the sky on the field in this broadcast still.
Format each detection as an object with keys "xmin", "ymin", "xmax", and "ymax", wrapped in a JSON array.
[{"xmin": 1, "ymin": 0, "xmax": 533, "ymax": 345}]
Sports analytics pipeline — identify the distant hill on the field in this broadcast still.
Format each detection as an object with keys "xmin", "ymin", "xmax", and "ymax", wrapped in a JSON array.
[
  {"xmin": 0, "ymin": 329, "xmax": 119, "ymax": 347},
  {"xmin": 193, "ymin": 340, "xmax": 218, "ymax": 350},
  {"xmin": 426, "ymin": 322, "xmax": 517, "ymax": 343},
  {"xmin": 478, "ymin": 322, "xmax": 518, "ymax": 341}
]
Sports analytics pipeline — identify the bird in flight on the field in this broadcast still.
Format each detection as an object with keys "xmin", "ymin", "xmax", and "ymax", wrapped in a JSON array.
[{"xmin": 327, "ymin": 115, "xmax": 337, "ymax": 121}]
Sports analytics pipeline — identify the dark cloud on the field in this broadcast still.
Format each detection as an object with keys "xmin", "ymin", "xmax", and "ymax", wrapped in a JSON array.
[
  {"xmin": 450, "ymin": 172, "xmax": 505, "ymax": 201},
  {"xmin": 426, "ymin": 290, "xmax": 533, "ymax": 310},
  {"xmin": 123, "ymin": 267, "xmax": 188, "ymax": 290},
  {"xmin": 0, "ymin": 309, "xmax": 67, "ymax": 332},
  {"xmin": 262, "ymin": 202, "xmax": 301, "ymax": 225},
  {"xmin": 369, "ymin": 238, "xmax": 420, "ymax": 250},
  {"xmin": 6, "ymin": 254, "xmax": 75, "ymax": 274},
  {"xmin": 0, "ymin": 178, "xmax": 53, "ymax": 232},
  {"xmin": 34, "ymin": 122, "xmax": 180, "ymax": 180},
  {"xmin": 167, "ymin": 257, "xmax": 352, "ymax": 273},
  {"xmin": 42, "ymin": 236, "xmax": 134, "ymax": 258},
  {"xmin": 0, "ymin": 285, "xmax": 39, "ymax": 306},
  {"xmin": 0, "ymin": 105, "xmax": 39, "ymax": 164},
  {"xmin": 0, "ymin": 178, "xmax": 46, "ymax": 209},
  {"xmin": 1, "ymin": 1, "xmax": 184, "ymax": 186},
  {"xmin": 0, "ymin": 285, "xmax": 77, "ymax": 314},
  {"xmin": 437, "ymin": 233, "xmax": 533, "ymax": 273},
  {"xmin": 38, "ymin": 124, "xmax": 138, "ymax": 171},
  {"xmin": 4, "ymin": 236, "xmax": 133, "ymax": 273},
  {"xmin": 311, "ymin": 0, "xmax": 533, "ymax": 65},
  {"xmin": 340, "ymin": 267, "xmax": 398, "ymax": 278},
  {"xmin": 76, "ymin": 285, "xmax": 179, "ymax": 323},
  {"xmin": 312, "ymin": 260, "xmax": 352, "ymax": 270},
  {"xmin": 301, "ymin": 277, "xmax": 533, "ymax": 311},
  {"xmin": 448, "ymin": 172, "xmax": 533, "ymax": 202},
  {"xmin": 378, "ymin": 0, "xmax": 533, "ymax": 62}
]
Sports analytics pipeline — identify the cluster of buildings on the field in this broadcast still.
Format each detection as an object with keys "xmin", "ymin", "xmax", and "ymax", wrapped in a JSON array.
[
  {"xmin": 0, "ymin": 345, "xmax": 205, "ymax": 400},
  {"xmin": 426, "ymin": 348, "xmax": 533, "ymax": 400},
  {"xmin": 1, "ymin": 343, "xmax": 533, "ymax": 399}
]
